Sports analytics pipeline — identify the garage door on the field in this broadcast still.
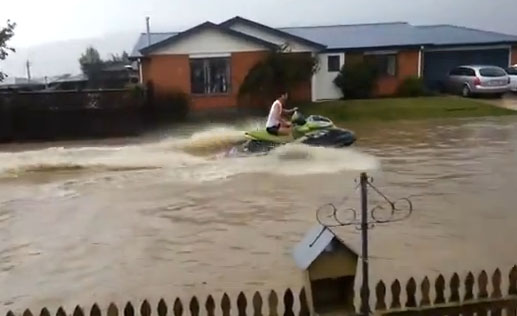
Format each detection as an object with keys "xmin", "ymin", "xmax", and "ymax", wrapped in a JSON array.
[{"xmin": 423, "ymin": 48, "xmax": 509, "ymax": 91}]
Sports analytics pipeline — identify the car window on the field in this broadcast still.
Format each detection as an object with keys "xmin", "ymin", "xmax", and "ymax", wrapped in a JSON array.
[
  {"xmin": 479, "ymin": 67, "xmax": 506, "ymax": 77},
  {"xmin": 464, "ymin": 68, "xmax": 476, "ymax": 77},
  {"xmin": 506, "ymin": 67, "xmax": 517, "ymax": 75}
]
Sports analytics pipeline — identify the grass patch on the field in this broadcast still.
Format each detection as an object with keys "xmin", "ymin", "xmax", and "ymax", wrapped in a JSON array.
[{"xmin": 299, "ymin": 96, "xmax": 516, "ymax": 122}]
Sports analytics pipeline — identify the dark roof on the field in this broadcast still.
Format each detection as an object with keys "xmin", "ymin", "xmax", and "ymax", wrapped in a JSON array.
[
  {"xmin": 130, "ymin": 32, "xmax": 178, "ymax": 58},
  {"xmin": 281, "ymin": 22, "xmax": 517, "ymax": 50},
  {"xmin": 50, "ymin": 74, "xmax": 88, "ymax": 83},
  {"xmin": 139, "ymin": 22, "xmax": 278, "ymax": 56},
  {"xmin": 220, "ymin": 16, "xmax": 326, "ymax": 50},
  {"xmin": 131, "ymin": 19, "xmax": 517, "ymax": 58},
  {"xmin": 415, "ymin": 24, "xmax": 517, "ymax": 47}
]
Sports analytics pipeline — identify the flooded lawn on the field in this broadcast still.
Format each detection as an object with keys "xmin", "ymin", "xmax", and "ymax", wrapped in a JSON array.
[{"xmin": 1, "ymin": 116, "xmax": 517, "ymax": 312}]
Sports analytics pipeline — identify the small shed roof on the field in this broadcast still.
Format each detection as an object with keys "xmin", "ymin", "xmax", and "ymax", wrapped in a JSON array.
[{"xmin": 293, "ymin": 224, "xmax": 359, "ymax": 270}]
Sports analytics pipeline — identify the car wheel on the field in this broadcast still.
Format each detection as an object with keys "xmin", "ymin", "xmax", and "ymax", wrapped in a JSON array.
[{"xmin": 461, "ymin": 85, "xmax": 471, "ymax": 98}]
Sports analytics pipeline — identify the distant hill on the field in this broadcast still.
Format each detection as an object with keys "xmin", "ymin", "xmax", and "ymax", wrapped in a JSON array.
[{"xmin": 1, "ymin": 32, "xmax": 139, "ymax": 78}]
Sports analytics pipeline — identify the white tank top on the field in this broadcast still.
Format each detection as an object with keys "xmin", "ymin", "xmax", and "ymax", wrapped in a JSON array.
[{"xmin": 266, "ymin": 100, "xmax": 282, "ymax": 128}]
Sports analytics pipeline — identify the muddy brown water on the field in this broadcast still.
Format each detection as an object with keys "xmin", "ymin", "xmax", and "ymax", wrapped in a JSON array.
[{"xmin": 1, "ymin": 116, "xmax": 517, "ymax": 312}]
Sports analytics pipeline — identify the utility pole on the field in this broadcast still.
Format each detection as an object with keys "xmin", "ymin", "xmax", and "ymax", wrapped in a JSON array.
[{"xmin": 26, "ymin": 60, "xmax": 32, "ymax": 83}]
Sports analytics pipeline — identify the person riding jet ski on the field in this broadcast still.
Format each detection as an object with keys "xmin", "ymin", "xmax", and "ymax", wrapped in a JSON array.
[{"xmin": 265, "ymin": 92, "xmax": 298, "ymax": 136}]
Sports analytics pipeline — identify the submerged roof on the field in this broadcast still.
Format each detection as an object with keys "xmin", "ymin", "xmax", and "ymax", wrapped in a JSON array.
[
  {"xmin": 292, "ymin": 224, "xmax": 359, "ymax": 270},
  {"xmin": 281, "ymin": 22, "xmax": 517, "ymax": 50}
]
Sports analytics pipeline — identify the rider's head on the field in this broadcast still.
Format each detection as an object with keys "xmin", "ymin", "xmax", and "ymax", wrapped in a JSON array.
[{"xmin": 279, "ymin": 92, "xmax": 289, "ymax": 104}]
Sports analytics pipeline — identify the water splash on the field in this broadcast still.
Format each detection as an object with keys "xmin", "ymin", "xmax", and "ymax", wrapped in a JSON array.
[{"xmin": 0, "ymin": 126, "xmax": 378, "ymax": 181}]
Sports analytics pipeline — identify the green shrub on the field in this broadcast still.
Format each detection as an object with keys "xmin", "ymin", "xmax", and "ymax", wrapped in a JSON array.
[
  {"xmin": 333, "ymin": 60, "xmax": 379, "ymax": 99},
  {"xmin": 397, "ymin": 77, "xmax": 429, "ymax": 97}
]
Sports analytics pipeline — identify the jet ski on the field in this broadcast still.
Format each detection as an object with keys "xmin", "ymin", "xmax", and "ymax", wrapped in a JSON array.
[{"xmin": 230, "ymin": 111, "xmax": 356, "ymax": 155}]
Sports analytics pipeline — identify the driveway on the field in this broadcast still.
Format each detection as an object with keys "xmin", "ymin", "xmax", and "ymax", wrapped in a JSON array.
[{"xmin": 482, "ymin": 93, "xmax": 517, "ymax": 111}]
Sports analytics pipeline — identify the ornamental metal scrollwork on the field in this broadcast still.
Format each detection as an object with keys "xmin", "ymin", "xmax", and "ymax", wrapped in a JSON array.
[{"xmin": 316, "ymin": 175, "xmax": 413, "ymax": 229}]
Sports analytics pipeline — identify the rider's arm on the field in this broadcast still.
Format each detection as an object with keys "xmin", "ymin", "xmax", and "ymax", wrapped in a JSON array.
[{"xmin": 282, "ymin": 107, "xmax": 298, "ymax": 115}]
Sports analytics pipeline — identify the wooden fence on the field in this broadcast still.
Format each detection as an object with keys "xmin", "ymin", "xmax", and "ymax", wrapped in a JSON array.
[
  {"xmin": 375, "ymin": 266, "xmax": 517, "ymax": 315},
  {"xmin": 0, "ymin": 89, "xmax": 145, "ymax": 141},
  {"xmin": 4, "ymin": 289, "xmax": 311, "ymax": 316},
  {"xmin": 6, "ymin": 267, "xmax": 517, "ymax": 316}
]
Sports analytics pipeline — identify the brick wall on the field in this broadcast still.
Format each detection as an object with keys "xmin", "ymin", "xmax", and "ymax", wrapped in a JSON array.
[
  {"xmin": 512, "ymin": 46, "xmax": 517, "ymax": 65},
  {"xmin": 143, "ymin": 51, "xmax": 272, "ymax": 111},
  {"xmin": 141, "ymin": 55, "xmax": 190, "ymax": 94},
  {"xmin": 375, "ymin": 49, "xmax": 419, "ymax": 96},
  {"xmin": 342, "ymin": 50, "xmax": 420, "ymax": 97}
]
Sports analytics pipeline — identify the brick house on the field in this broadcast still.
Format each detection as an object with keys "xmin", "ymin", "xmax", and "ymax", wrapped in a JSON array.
[{"xmin": 130, "ymin": 16, "xmax": 517, "ymax": 110}]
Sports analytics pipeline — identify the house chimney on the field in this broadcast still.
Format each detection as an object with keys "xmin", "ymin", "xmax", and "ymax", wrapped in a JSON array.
[{"xmin": 146, "ymin": 17, "xmax": 151, "ymax": 47}]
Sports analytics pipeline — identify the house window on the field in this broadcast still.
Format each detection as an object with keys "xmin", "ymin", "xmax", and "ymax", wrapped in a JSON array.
[
  {"xmin": 327, "ymin": 55, "xmax": 341, "ymax": 72},
  {"xmin": 366, "ymin": 54, "xmax": 397, "ymax": 76},
  {"xmin": 190, "ymin": 58, "xmax": 230, "ymax": 95}
]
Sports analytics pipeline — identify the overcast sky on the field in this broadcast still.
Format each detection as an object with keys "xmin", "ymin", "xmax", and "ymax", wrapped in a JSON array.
[
  {"xmin": 2, "ymin": 0, "xmax": 517, "ymax": 47},
  {"xmin": 1, "ymin": 0, "xmax": 516, "ymax": 77}
]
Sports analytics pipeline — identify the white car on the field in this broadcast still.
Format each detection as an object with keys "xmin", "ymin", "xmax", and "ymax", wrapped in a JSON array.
[{"xmin": 507, "ymin": 66, "xmax": 517, "ymax": 92}]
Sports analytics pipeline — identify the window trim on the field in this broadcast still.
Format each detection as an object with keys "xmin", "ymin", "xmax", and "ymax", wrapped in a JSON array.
[
  {"xmin": 327, "ymin": 55, "xmax": 341, "ymax": 72},
  {"xmin": 190, "ymin": 57, "xmax": 232, "ymax": 96}
]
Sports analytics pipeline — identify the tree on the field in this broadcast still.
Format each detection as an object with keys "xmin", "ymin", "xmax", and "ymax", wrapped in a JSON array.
[
  {"xmin": 79, "ymin": 46, "xmax": 103, "ymax": 80},
  {"xmin": 0, "ymin": 20, "xmax": 16, "ymax": 82},
  {"xmin": 238, "ymin": 46, "xmax": 318, "ymax": 108},
  {"xmin": 109, "ymin": 51, "xmax": 130, "ymax": 64}
]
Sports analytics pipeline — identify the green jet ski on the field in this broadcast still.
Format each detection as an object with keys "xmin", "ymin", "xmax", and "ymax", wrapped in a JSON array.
[{"xmin": 230, "ymin": 111, "xmax": 356, "ymax": 155}]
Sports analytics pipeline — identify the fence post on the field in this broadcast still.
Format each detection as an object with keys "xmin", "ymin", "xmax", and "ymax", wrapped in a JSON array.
[
  {"xmin": 449, "ymin": 274, "xmax": 460, "ymax": 316},
  {"xmin": 298, "ymin": 289, "xmax": 309, "ymax": 316},
  {"xmin": 158, "ymin": 299, "xmax": 168, "ymax": 316},
  {"xmin": 491, "ymin": 269, "xmax": 503, "ymax": 316},
  {"xmin": 375, "ymin": 281, "xmax": 387, "ymax": 311},
  {"xmin": 420, "ymin": 277, "xmax": 431, "ymax": 307},
  {"xmin": 268, "ymin": 291, "xmax": 278, "ymax": 316},
  {"xmin": 237, "ymin": 293, "xmax": 247, "ymax": 316},
  {"xmin": 283, "ymin": 289, "xmax": 294, "ymax": 316},
  {"xmin": 390, "ymin": 280, "xmax": 401, "ymax": 309},
  {"xmin": 189, "ymin": 297, "xmax": 199, "ymax": 316},
  {"xmin": 90, "ymin": 304, "xmax": 101, "ymax": 316},
  {"xmin": 173, "ymin": 299, "xmax": 183, "ymax": 316},
  {"xmin": 205, "ymin": 296, "xmax": 215, "ymax": 316},
  {"xmin": 124, "ymin": 303, "xmax": 135, "ymax": 316},
  {"xmin": 434, "ymin": 275, "xmax": 445, "ymax": 305},
  {"xmin": 221, "ymin": 294, "xmax": 231, "ymax": 316},
  {"xmin": 141, "ymin": 300, "xmax": 151, "ymax": 316},
  {"xmin": 108, "ymin": 304, "xmax": 119, "ymax": 316},
  {"xmin": 477, "ymin": 271, "xmax": 489, "ymax": 316},
  {"xmin": 253, "ymin": 292, "xmax": 263, "ymax": 316},
  {"xmin": 405, "ymin": 278, "xmax": 417, "ymax": 308},
  {"xmin": 463, "ymin": 272, "xmax": 475, "ymax": 316}
]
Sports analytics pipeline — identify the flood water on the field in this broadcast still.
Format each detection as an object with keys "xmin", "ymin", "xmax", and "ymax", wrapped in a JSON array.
[{"xmin": 1, "ymin": 116, "xmax": 517, "ymax": 312}]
